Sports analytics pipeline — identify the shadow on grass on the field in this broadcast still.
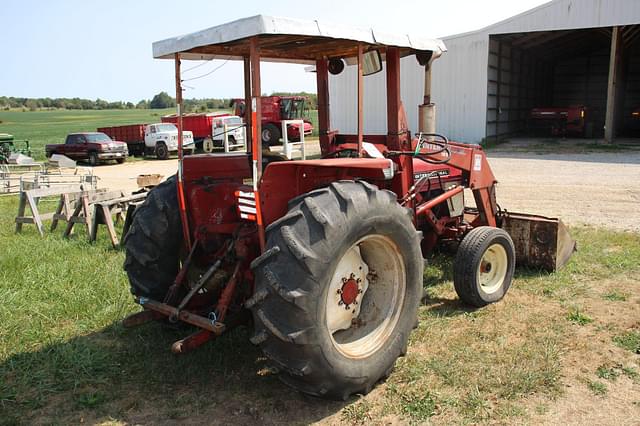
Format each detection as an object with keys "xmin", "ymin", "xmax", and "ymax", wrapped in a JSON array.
[
  {"xmin": 422, "ymin": 296, "xmax": 478, "ymax": 318},
  {"xmin": 0, "ymin": 318, "xmax": 346, "ymax": 425}
]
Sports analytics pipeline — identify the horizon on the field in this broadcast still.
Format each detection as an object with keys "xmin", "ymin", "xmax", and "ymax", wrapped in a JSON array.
[{"xmin": 2, "ymin": 0, "xmax": 549, "ymax": 102}]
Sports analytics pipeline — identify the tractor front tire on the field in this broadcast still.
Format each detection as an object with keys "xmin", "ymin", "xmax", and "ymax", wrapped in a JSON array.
[
  {"xmin": 261, "ymin": 124, "xmax": 281, "ymax": 147},
  {"xmin": 453, "ymin": 226, "xmax": 515, "ymax": 307},
  {"xmin": 248, "ymin": 180, "xmax": 423, "ymax": 400},
  {"xmin": 123, "ymin": 176, "xmax": 181, "ymax": 300}
]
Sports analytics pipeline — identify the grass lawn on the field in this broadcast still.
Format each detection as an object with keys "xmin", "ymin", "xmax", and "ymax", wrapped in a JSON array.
[{"xmin": 0, "ymin": 192, "xmax": 639, "ymax": 424}]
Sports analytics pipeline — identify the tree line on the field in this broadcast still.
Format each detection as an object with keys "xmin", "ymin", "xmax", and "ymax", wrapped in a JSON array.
[{"xmin": 0, "ymin": 91, "xmax": 318, "ymax": 112}]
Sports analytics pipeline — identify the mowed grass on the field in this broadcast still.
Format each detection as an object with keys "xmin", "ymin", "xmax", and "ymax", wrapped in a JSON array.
[
  {"xmin": 0, "ymin": 190, "xmax": 639, "ymax": 424},
  {"xmin": 0, "ymin": 108, "xmax": 320, "ymax": 161}
]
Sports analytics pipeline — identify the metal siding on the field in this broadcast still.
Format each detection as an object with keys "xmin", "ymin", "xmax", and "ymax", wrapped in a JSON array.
[
  {"xmin": 329, "ymin": 0, "xmax": 640, "ymax": 143},
  {"xmin": 486, "ymin": 0, "xmax": 640, "ymax": 34},
  {"xmin": 432, "ymin": 34, "xmax": 489, "ymax": 143}
]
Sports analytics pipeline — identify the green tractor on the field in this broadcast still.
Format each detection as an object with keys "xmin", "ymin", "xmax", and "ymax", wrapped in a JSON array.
[{"xmin": 0, "ymin": 133, "xmax": 32, "ymax": 164}]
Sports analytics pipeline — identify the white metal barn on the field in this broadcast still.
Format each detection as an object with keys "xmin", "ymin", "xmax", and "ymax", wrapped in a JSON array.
[{"xmin": 329, "ymin": 0, "xmax": 640, "ymax": 143}]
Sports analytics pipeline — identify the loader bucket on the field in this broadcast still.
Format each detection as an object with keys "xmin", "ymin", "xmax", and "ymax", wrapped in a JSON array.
[{"xmin": 500, "ymin": 212, "xmax": 576, "ymax": 272}]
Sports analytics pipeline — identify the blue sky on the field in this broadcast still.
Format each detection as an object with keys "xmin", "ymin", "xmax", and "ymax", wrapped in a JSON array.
[{"xmin": 1, "ymin": 0, "xmax": 548, "ymax": 102}]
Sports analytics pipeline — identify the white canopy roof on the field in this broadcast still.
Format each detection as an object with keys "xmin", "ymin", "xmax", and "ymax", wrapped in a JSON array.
[{"xmin": 153, "ymin": 15, "xmax": 446, "ymax": 63}]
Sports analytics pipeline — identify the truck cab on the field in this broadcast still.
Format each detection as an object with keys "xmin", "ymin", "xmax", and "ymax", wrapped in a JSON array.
[
  {"xmin": 205, "ymin": 115, "xmax": 245, "ymax": 151},
  {"xmin": 144, "ymin": 123, "xmax": 194, "ymax": 159},
  {"xmin": 231, "ymin": 96, "xmax": 313, "ymax": 146}
]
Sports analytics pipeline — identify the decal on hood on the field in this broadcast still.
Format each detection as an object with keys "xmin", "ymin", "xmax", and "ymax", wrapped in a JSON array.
[{"xmin": 414, "ymin": 169, "xmax": 450, "ymax": 180}]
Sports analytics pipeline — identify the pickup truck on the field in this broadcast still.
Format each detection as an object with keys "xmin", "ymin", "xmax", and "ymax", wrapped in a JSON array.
[
  {"xmin": 97, "ymin": 123, "xmax": 194, "ymax": 159},
  {"xmin": 45, "ymin": 132, "xmax": 128, "ymax": 166}
]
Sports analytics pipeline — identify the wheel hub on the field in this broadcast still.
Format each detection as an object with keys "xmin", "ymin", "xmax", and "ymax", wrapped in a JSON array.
[
  {"xmin": 326, "ymin": 246, "xmax": 369, "ymax": 334},
  {"xmin": 325, "ymin": 234, "xmax": 407, "ymax": 359},
  {"xmin": 338, "ymin": 275, "xmax": 361, "ymax": 307},
  {"xmin": 478, "ymin": 243, "xmax": 508, "ymax": 294}
]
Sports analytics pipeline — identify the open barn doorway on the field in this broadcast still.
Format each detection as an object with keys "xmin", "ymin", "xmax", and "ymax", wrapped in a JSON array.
[{"xmin": 486, "ymin": 25, "xmax": 640, "ymax": 145}]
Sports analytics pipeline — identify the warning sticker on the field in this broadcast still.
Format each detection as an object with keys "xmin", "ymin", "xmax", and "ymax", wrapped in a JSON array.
[{"xmin": 473, "ymin": 154, "xmax": 482, "ymax": 171}]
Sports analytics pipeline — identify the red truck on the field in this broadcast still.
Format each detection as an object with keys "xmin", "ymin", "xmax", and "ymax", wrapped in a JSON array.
[
  {"xmin": 45, "ymin": 132, "xmax": 128, "ymax": 166},
  {"xmin": 161, "ymin": 112, "xmax": 229, "ymax": 150},
  {"xmin": 529, "ymin": 105, "xmax": 590, "ymax": 137},
  {"xmin": 231, "ymin": 96, "xmax": 313, "ymax": 145}
]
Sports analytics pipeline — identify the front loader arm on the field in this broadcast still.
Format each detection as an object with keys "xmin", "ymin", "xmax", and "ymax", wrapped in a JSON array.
[{"xmin": 391, "ymin": 137, "xmax": 499, "ymax": 228}]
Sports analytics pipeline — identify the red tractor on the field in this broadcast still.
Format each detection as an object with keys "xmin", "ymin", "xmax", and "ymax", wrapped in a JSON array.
[
  {"xmin": 124, "ymin": 16, "xmax": 574, "ymax": 400},
  {"xmin": 231, "ymin": 96, "xmax": 313, "ymax": 145}
]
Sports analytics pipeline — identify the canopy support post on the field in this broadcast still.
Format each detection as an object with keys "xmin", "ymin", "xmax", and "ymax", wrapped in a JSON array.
[
  {"xmin": 243, "ymin": 56, "xmax": 252, "ymax": 151},
  {"xmin": 174, "ymin": 53, "xmax": 192, "ymax": 250},
  {"xmin": 316, "ymin": 57, "xmax": 331, "ymax": 155},
  {"xmin": 249, "ymin": 37, "xmax": 265, "ymax": 251},
  {"xmin": 357, "ymin": 43, "xmax": 364, "ymax": 157}
]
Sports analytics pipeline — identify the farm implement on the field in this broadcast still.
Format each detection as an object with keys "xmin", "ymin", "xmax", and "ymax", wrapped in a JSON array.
[
  {"xmin": 122, "ymin": 16, "xmax": 575, "ymax": 400},
  {"xmin": 0, "ymin": 133, "xmax": 32, "ymax": 164}
]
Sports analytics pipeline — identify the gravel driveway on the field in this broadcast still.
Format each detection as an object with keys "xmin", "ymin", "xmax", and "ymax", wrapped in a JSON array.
[
  {"xmin": 488, "ymin": 151, "xmax": 640, "ymax": 232},
  {"xmin": 92, "ymin": 147, "xmax": 640, "ymax": 232}
]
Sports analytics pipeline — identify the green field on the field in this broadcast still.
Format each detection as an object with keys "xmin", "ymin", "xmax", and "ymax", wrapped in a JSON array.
[
  {"xmin": 0, "ymin": 189, "xmax": 638, "ymax": 424},
  {"xmin": 0, "ymin": 109, "xmax": 319, "ymax": 161},
  {"xmin": 0, "ymin": 109, "xmax": 175, "ymax": 160}
]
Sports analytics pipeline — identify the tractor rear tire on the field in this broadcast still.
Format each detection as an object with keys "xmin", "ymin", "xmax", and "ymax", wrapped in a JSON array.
[
  {"xmin": 261, "ymin": 124, "xmax": 281, "ymax": 147},
  {"xmin": 248, "ymin": 180, "xmax": 423, "ymax": 400},
  {"xmin": 453, "ymin": 226, "xmax": 515, "ymax": 307},
  {"xmin": 123, "ymin": 176, "xmax": 181, "ymax": 300}
]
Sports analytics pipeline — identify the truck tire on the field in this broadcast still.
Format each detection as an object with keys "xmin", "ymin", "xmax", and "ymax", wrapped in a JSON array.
[
  {"xmin": 248, "ymin": 180, "xmax": 423, "ymax": 400},
  {"xmin": 123, "ymin": 176, "xmax": 181, "ymax": 300},
  {"xmin": 261, "ymin": 124, "xmax": 281, "ymax": 146},
  {"xmin": 156, "ymin": 142, "xmax": 169, "ymax": 160},
  {"xmin": 88, "ymin": 151, "xmax": 99, "ymax": 167},
  {"xmin": 116, "ymin": 158, "xmax": 126, "ymax": 164},
  {"xmin": 453, "ymin": 226, "xmax": 515, "ymax": 307}
]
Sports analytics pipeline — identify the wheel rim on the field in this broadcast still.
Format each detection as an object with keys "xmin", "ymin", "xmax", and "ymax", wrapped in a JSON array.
[
  {"xmin": 325, "ymin": 234, "xmax": 406, "ymax": 359},
  {"xmin": 477, "ymin": 243, "xmax": 508, "ymax": 294},
  {"xmin": 261, "ymin": 129, "xmax": 271, "ymax": 141}
]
